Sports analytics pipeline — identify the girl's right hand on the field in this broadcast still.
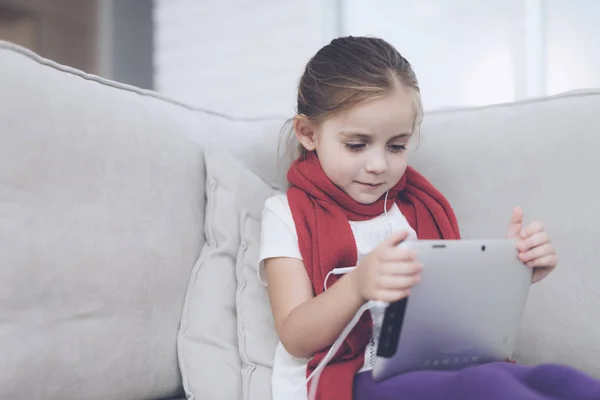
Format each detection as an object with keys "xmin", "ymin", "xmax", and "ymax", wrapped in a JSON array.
[{"xmin": 352, "ymin": 231, "xmax": 423, "ymax": 303}]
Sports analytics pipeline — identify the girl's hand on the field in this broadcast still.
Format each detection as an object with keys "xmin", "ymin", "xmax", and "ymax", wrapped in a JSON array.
[
  {"xmin": 352, "ymin": 231, "xmax": 423, "ymax": 303},
  {"xmin": 507, "ymin": 206, "xmax": 558, "ymax": 283}
]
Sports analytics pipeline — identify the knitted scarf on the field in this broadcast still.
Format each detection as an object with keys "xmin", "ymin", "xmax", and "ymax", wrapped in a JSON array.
[{"xmin": 286, "ymin": 151, "xmax": 460, "ymax": 400}]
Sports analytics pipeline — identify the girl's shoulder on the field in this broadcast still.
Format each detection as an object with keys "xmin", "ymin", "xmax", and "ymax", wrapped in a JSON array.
[{"xmin": 264, "ymin": 193, "xmax": 292, "ymax": 216}]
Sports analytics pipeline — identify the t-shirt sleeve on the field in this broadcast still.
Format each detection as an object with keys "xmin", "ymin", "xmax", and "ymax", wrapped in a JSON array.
[{"xmin": 258, "ymin": 194, "xmax": 303, "ymax": 286}]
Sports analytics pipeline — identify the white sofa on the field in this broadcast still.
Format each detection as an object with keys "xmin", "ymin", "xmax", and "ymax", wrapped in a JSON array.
[{"xmin": 1, "ymin": 41, "xmax": 598, "ymax": 400}]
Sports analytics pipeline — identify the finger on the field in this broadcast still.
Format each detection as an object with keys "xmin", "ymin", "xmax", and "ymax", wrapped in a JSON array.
[
  {"xmin": 377, "ymin": 274, "xmax": 422, "ymax": 290},
  {"xmin": 379, "ymin": 246, "xmax": 417, "ymax": 262},
  {"xmin": 517, "ymin": 231, "xmax": 550, "ymax": 252},
  {"xmin": 381, "ymin": 230, "xmax": 410, "ymax": 248},
  {"xmin": 374, "ymin": 289, "xmax": 411, "ymax": 303},
  {"xmin": 379, "ymin": 260, "xmax": 422, "ymax": 275},
  {"xmin": 519, "ymin": 243, "xmax": 555, "ymax": 263},
  {"xmin": 507, "ymin": 206, "xmax": 524, "ymax": 239},
  {"xmin": 524, "ymin": 253, "xmax": 558, "ymax": 269},
  {"xmin": 520, "ymin": 221, "xmax": 544, "ymax": 239},
  {"xmin": 532, "ymin": 267, "xmax": 554, "ymax": 284}
]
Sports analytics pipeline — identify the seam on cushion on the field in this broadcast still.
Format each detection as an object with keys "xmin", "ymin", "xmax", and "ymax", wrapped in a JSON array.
[
  {"xmin": 177, "ymin": 161, "xmax": 221, "ymax": 399},
  {"xmin": 422, "ymin": 88, "xmax": 600, "ymax": 115},
  {"xmin": 0, "ymin": 41, "xmax": 287, "ymax": 122},
  {"xmin": 204, "ymin": 170, "xmax": 218, "ymax": 249},
  {"xmin": 242, "ymin": 364, "xmax": 257, "ymax": 400},
  {"xmin": 177, "ymin": 244, "xmax": 217, "ymax": 400},
  {"xmin": 236, "ymin": 209, "xmax": 255, "ymax": 400}
]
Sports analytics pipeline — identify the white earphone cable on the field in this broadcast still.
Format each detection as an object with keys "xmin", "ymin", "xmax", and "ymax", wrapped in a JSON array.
[{"xmin": 306, "ymin": 302, "xmax": 371, "ymax": 400}]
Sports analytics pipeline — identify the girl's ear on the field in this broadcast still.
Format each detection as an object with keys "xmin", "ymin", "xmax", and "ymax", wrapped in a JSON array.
[{"xmin": 293, "ymin": 115, "xmax": 317, "ymax": 151}]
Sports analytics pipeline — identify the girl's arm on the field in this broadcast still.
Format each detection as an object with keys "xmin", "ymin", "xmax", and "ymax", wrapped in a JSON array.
[{"xmin": 265, "ymin": 256, "xmax": 364, "ymax": 359}]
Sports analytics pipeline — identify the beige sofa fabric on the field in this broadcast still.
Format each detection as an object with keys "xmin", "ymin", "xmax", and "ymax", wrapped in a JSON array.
[{"xmin": 0, "ymin": 42, "xmax": 206, "ymax": 399}]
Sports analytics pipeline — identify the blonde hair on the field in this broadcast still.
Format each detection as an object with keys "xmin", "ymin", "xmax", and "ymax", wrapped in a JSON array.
[{"xmin": 279, "ymin": 36, "xmax": 423, "ymax": 162}]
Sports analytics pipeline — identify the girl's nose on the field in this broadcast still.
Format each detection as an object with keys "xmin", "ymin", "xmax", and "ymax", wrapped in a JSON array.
[{"xmin": 365, "ymin": 153, "xmax": 388, "ymax": 174}]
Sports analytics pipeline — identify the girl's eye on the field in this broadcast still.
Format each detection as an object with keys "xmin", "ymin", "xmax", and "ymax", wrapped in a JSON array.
[
  {"xmin": 389, "ymin": 144, "xmax": 407, "ymax": 152},
  {"xmin": 345, "ymin": 143, "xmax": 366, "ymax": 151}
]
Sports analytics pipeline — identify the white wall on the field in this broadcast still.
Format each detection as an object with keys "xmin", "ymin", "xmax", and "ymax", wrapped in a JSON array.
[
  {"xmin": 154, "ymin": 0, "xmax": 600, "ymax": 116},
  {"xmin": 342, "ymin": 0, "xmax": 527, "ymax": 111},
  {"xmin": 98, "ymin": 0, "xmax": 154, "ymax": 89},
  {"xmin": 342, "ymin": 0, "xmax": 600, "ymax": 110},
  {"xmin": 545, "ymin": 0, "xmax": 600, "ymax": 96},
  {"xmin": 153, "ymin": 0, "xmax": 337, "ymax": 118}
]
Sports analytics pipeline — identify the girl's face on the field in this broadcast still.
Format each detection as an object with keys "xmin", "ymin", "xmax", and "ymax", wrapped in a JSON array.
[{"xmin": 296, "ymin": 86, "xmax": 416, "ymax": 205}]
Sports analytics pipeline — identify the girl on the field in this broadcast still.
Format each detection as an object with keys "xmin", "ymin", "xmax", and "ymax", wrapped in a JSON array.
[{"xmin": 259, "ymin": 36, "xmax": 598, "ymax": 400}]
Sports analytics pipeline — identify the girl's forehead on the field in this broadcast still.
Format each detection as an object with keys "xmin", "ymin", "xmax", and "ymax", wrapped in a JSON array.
[{"xmin": 323, "ymin": 89, "xmax": 415, "ymax": 136}]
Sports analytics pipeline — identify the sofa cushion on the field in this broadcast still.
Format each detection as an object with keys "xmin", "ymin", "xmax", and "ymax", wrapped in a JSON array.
[
  {"xmin": 179, "ymin": 148, "xmax": 280, "ymax": 400},
  {"xmin": 0, "ymin": 41, "xmax": 205, "ymax": 399}
]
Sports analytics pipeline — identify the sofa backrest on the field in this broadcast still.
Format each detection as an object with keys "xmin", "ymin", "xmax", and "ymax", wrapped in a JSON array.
[{"xmin": 0, "ymin": 41, "xmax": 284, "ymax": 400}]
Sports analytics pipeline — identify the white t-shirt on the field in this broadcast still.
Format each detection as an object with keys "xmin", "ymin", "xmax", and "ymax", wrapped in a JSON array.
[{"xmin": 258, "ymin": 194, "xmax": 418, "ymax": 400}]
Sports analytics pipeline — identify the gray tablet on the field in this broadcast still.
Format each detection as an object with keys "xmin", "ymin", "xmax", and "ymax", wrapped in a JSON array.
[{"xmin": 372, "ymin": 239, "xmax": 532, "ymax": 382}]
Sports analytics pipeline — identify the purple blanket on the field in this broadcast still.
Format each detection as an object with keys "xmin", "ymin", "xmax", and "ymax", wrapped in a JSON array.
[{"xmin": 354, "ymin": 362, "xmax": 600, "ymax": 400}]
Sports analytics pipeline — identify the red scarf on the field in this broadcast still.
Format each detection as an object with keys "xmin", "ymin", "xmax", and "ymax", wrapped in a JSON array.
[{"xmin": 286, "ymin": 151, "xmax": 460, "ymax": 400}]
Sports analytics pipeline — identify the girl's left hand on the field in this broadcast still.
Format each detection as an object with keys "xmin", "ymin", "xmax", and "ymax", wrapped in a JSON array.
[{"xmin": 507, "ymin": 206, "xmax": 558, "ymax": 283}]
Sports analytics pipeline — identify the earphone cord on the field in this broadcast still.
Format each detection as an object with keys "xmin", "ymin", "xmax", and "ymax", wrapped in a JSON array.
[
  {"xmin": 384, "ymin": 190, "xmax": 389, "ymax": 217},
  {"xmin": 305, "ymin": 302, "xmax": 371, "ymax": 400},
  {"xmin": 323, "ymin": 270, "xmax": 335, "ymax": 291},
  {"xmin": 384, "ymin": 190, "xmax": 393, "ymax": 235}
]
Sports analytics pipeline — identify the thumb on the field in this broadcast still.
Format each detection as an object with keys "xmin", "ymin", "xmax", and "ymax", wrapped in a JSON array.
[
  {"xmin": 382, "ymin": 230, "xmax": 410, "ymax": 247},
  {"xmin": 506, "ymin": 206, "xmax": 524, "ymax": 239}
]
